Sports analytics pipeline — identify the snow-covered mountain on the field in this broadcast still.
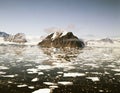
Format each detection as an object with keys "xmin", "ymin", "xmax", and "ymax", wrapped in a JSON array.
[
  {"xmin": 0, "ymin": 32, "xmax": 28, "ymax": 44},
  {"xmin": 0, "ymin": 31, "xmax": 9, "ymax": 37},
  {"xmin": 3, "ymin": 33, "xmax": 27, "ymax": 44},
  {"xmin": 51, "ymin": 31, "xmax": 70, "ymax": 41},
  {"xmin": 86, "ymin": 38, "xmax": 120, "ymax": 47},
  {"xmin": 0, "ymin": 31, "xmax": 120, "ymax": 47},
  {"xmin": 0, "ymin": 35, "xmax": 41, "ymax": 45},
  {"xmin": 38, "ymin": 31, "xmax": 85, "ymax": 48}
]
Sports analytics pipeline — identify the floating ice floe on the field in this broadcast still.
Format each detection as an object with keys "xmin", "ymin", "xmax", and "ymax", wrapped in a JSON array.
[
  {"xmin": 1, "ymin": 75, "xmax": 16, "ymax": 78},
  {"xmin": 104, "ymin": 71, "xmax": 110, "ymax": 74},
  {"xmin": 27, "ymin": 68, "xmax": 38, "ymax": 74},
  {"xmin": 63, "ymin": 72, "xmax": 85, "ymax": 77},
  {"xmin": 17, "ymin": 84, "xmax": 28, "ymax": 88},
  {"xmin": 49, "ymin": 85, "xmax": 58, "ymax": 89},
  {"xmin": 43, "ymin": 82, "xmax": 55, "ymax": 85},
  {"xmin": 0, "ymin": 66, "xmax": 9, "ymax": 70},
  {"xmin": 24, "ymin": 64, "xmax": 33, "ymax": 67},
  {"xmin": 84, "ymin": 63, "xmax": 98, "ymax": 67},
  {"xmin": 0, "ymin": 71, "xmax": 6, "ymax": 74},
  {"xmin": 28, "ymin": 86, "xmax": 35, "ymax": 89},
  {"xmin": 37, "ymin": 65, "xmax": 54, "ymax": 70},
  {"xmin": 8, "ymin": 81, "xmax": 13, "ymax": 83},
  {"xmin": 16, "ymin": 57, "xmax": 24, "ymax": 62},
  {"xmin": 90, "ymin": 72, "xmax": 102, "ymax": 75},
  {"xmin": 57, "ymin": 72, "xmax": 64, "ymax": 74},
  {"xmin": 38, "ymin": 72, "xmax": 44, "ymax": 75},
  {"xmin": 114, "ymin": 73, "xmax": 120, "ymax": 75},
  {"xmin": 53, "ymin": 62, "xmax": 75, "ymax": 70},
  {"xmin": 86, "ymin": 77, "xmax": 99, "ymax": 82},
  {"xmin": 111, "ymin": 69, "xmax": 120, "ymax": 72},
  {"xmin": 63, "ymin": 66, "xmax": 76, "ymax": 71},
  {"xmin": 32, "ymin": 88, "xmax": 50, "ymax": 93},
  {"xmin": 52, "ymin": 63, "xmax": 65, "ymax": 68},
  {"xmin": 106, "ymin": 65, "xmax": 116, "ymax": 68},
  {"xmin": 31, "ymin": 77, "xmax": 39, "ymax": 82},
  {"xmin": 58, "ymin": 81, "xmax": 73, "ymax": 85},
  {"xmin": 99, "ymin": 90, "xmax": 104, "ymax": 92}
]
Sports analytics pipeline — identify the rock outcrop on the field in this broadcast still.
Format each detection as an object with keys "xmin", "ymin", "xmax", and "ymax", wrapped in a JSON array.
[
  {"xmin": 0, "ymin": 32, "xmax": 9, "ymax": 37},
  {"xmin": 38, "ymin": 32, "xmax": 85, "ymax": 48},
  {"xmin": 4, "ymin": 33, "xmax": 27, "ymax": 43},
  {"xmin": 100, "ymin": 38, "xmax": 113, "ymax": 43}
]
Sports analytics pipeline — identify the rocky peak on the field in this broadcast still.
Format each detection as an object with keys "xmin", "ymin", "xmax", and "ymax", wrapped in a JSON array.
[
  {"xmin": 51, "ymin": 32, "xmax": 62, "ymax": 41},
  {"xmin": 4, "ymin": 33, "xmax": 27, "ymax": 43},
  {"xmin": 100, "ymin": 38, "xmax": 113, "ymax": 43},
  {"xmin": 38, "ymin": 32, "xmax": 85, "ymax": 48}
]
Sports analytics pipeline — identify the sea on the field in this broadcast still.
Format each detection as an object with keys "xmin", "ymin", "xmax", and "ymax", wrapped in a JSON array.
[{"xmin": 0, "ymin": 44, "xmax": 120, "ymax": 93}]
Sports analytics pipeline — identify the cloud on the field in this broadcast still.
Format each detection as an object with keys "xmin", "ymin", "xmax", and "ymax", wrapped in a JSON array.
[
  {"xmin": 44, "ymin": 27, "xmax": 66, "ymax": 34},
  {"xmin": 44, "ymin": 24, "xmax": 76, "ymax": 34},
  {"xmin": 66, "ymin": 24, "xmax": 76, "ymax": 30}
]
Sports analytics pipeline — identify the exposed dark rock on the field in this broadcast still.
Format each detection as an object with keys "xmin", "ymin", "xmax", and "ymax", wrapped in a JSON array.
[
  {"xmin": 4, "ymin": 35, "xmax": 14, "ymax": 42},
  {"xmin": 13, "ymin": 33, "xmax": 27, "ymax": 43},
  {"xmin": 0, "ymin": 32, "xmax": 9, "ymax": 37},
  {"xmin": 4, "ymin": 33, "xmax": 27, "ymax": 43},
  {"xmin": 38, "ymin": 32, "xmax": 85, "ymax": 48},
  {"xmin": 100, "ymin": 38, "xmax": 113, "ymax": 43}
]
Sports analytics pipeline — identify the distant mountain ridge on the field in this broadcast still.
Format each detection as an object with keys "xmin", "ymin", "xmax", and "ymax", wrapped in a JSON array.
[
  {"xmin": 4, "ymin": 33, "xmax": 27, "ymax": 43},
  {"xmin": 0, "ymin": 31, "xmax": 27, "ymax": 43},
  {"xmin": 0, "ymin": 31, "xmax": 9, "ymax": 37},
  {"xmin": 38, "ymin": 32, "xmax": 85, "ymax": 48},
  {"xmin": 100, "ymin": 38, "xmax": 113, "ymax": 43}
]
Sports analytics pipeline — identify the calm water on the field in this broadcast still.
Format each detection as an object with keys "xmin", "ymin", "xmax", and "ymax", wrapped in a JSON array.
[{"xmin": 0, "ymin": 44, "xmax": 120, "ymax": 93}]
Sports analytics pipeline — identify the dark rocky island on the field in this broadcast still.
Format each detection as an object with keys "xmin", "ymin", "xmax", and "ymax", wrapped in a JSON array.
[
  {"xmin": 4, "ymin": 33, "xmax": 27, "ymax": 43},
  {"xmin": 0, "ymin": 31, "xmax": 27, "ymax": 43},
  {"xmin": 100, "ymin": 38, "xmax": 113, "ymax": 43},
  {"xmin": 38, "ymin": 32, "xmax": 85, "ymax": 48}
]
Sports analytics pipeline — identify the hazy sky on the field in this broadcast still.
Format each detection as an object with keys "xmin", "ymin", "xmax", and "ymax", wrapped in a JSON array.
[{"xmin": 0, "ymin": 0, "xmax": 120, "ymax": 37}]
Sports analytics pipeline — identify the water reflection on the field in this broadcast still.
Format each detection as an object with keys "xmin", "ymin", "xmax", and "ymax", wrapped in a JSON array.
[
  {"xmin": 40, "ymin": 47, "xmax": 81, "ymax": 63},
  {"xmin": 0, "ymin": 44, "xmax": 26, "ymax": 55},
  {"xmin": 0, "ymin": 44, "xmax": 120, "ymax": 93}
]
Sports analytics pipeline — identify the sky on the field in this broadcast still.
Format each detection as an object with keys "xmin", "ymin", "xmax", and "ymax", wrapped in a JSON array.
[{"xmin": 0, "ymin": 0, "xmax": 120, "ymax": 38}]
